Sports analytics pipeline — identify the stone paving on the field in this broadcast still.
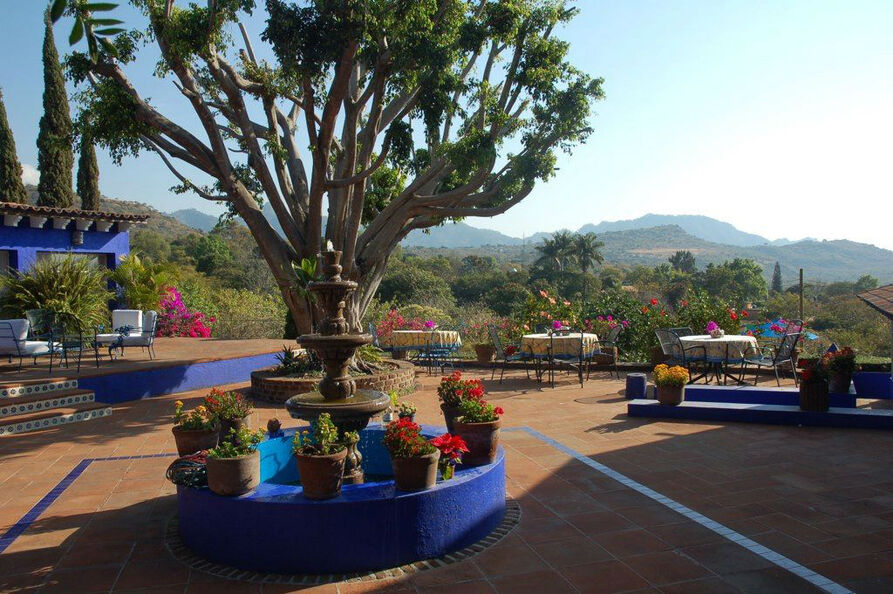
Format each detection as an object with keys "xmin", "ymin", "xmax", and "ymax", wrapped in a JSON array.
[{"xmin": 1, "ymin": 367, "xmax": 892, "ymax": 593}]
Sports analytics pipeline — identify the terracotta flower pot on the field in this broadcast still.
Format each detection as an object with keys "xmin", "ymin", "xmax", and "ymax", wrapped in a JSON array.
[
  {"xmin": 656, "ymin": 385, "xmax": 684, "ymax": 406},
  {"xmin": 172, "ymin": 425, "xmax": 219, "ymax": 456},
  {"xmin": 398, "ymin": 413, "xmax": 416, "ymax": 423},
  {"xmin": 473, "ymin": 344, "xmax": 496, "ymax": 363},
  {"xmin": 206, "ymin": 450, "xmax": 260, "ymax": 496},
  {"xmin": 829, "ymin": 373, "xmax": 852, "ymax": 394},
  {"xmin": 440, "ymin": 403, "xmax": 462, "ymax": 434},
  {"xmin": 800, "ymin": 381, "xmax": 829, "ymax": 412},
  {"xmin": 391, "ymin": 451, "xmax": 440, "ymax": 491},
  {"xmin": 454, "ymin": 418, "xmax": 501, "ymax": 466},
  {"xmin": 218, "ymin": 416, "xmax": 248, "ymax": 445},
  {"xmin": 295, "ymin": 448, "xmax": 348, "ymax": 500}
]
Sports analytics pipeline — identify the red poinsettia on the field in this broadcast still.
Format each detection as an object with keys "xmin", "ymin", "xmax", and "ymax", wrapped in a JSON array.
[{"xmin": 430, "ymin": 433, "xmax": 469, "ymax": 461}]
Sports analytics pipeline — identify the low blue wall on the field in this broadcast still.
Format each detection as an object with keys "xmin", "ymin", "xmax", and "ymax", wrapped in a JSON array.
[
  {"xmin": 853, "ymin": 372, "xmax": 892, "ymax": 399},
  {"xmin": 676, "ymin": 384, "xmax": 856, "ymax": 408},
  {"xmin": 177, "ymin": 425, "xmax": 507, "ymax": 574},
  {"xmin": 82, "ymin": 352, "xmax": 280, "ymax": 403}
]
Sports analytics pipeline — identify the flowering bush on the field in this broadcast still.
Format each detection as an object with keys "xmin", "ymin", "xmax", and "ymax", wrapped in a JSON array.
[
  {"xmin": 173, "ymin": 400, "xmax": 216, "ymax": 431},
  {"xmin": 437, "ymin": 371, "xmax": 485, "ymax": 407},
  {"xmin": 516, "ymin": 289, "xmax": 579, "ymax": 335},
  {"xmin": 430, "ymin": 433, "xmax": 469, "ymax": 479},
  {"xmin": 375, "ymin": 308, "xmax": 427, "ymax": 339},
  {"xmin": 293, "ymin": 413, "xmax": 349, "ymax": 456},
  {"xmin": 822, "ymin": 347, "xmax": 857, "ymax": 376},
  {"xmin": 462, "ymin": 312, "xmax": 513, "ymax": 345},
  {"xmin": 458, "ymin": 397, "xmax": 503, "ymax": 423},
  {"xmin": 676, "ymin": 290, "xmax": 744, "ymax": 336},
  {"xmin": 653, "ymin": 364, "xmax": 689, "ymax": 388},
  {"xmin": 156, "ymin": 287, "xmax": 215, "ymax": 338},
  {"xmin": 584, "ymin": 291, "xmax": 671, "ymax": 362},
  {"xmin": 204, "ymin": 388, "xmax": 252, "ymax": 422},
  {"xmin": 383, "ymin": 418, "xmax": 436, "ymax": 458}
]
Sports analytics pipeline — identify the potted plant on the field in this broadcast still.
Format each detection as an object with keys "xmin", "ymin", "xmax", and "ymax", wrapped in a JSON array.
[
  {"xmin": 204, "ymin": 389, "xmax": 253, "ymax": 444},
  {"xmin": 396, "ymin": 400, "xmax": 417, "ymax": 422},
  {"xmin": 430, "ymin": 433, "xmax": 469, "ymax": 480},
  {"xmin": 293, "ymin": 413, "xmax": 352, "ymax": 500},
  {"xmin": 800, "ymin": 360, "xmax": 830, "ymax": 412},
  {"xmin": 437, "ymin": 372, "xmax": 484, "ymax": 433},
  {"xmin": 453, "ymin": 398, "xmax": 503, "ymax": 466},
  {"xmin": 823, "ymin": 347, "xmax": 857, "ymax": 393},
  {"xmin": 705, "ymin": 321, "xmax": 724, "ymax": 339},
  {"xmin": 171, "ymin": 400, "xmax": 219, "ymax": 456},
  {"xmin": 383, "ymin": 418, "xmax": 440, "ymax": 491},
  {"xmin": 206, "ymin": 426, "xmax": 265, "ymax": 496},
  {"xmin": 653, "ymin": 364, "xmax": 688, "ymax": 405}
]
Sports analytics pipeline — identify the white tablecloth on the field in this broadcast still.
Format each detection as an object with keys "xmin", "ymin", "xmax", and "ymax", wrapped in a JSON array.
[
  {"xmin": 521, "ymin": 333, "xmax": 600, "ymax": 357},
  {"xmin": 679, "ymin": 334, "xmax": 759, "ymax": 359}
]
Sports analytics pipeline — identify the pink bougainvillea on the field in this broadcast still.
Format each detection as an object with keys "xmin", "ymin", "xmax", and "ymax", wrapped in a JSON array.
[{"xmin": 156, "ymin": 287, "xmax": 215, "ymax": 338}]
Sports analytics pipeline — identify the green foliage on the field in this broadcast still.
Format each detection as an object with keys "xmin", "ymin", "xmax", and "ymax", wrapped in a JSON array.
[
  {"xmin": 771, "ymin": 262, "xmax": 783, "ymax": 293},
  {"xmin": 669, "ymin": 250, "xmax": 696, "ymax": 274},
  {"xmin": 458, "ymin": 397, "xmax": 502, "ymax": 423},
  {"xmin": 698, "ymin": 259, "xmax": 767, "ymax": 305},
  {"xmin": 675, "ymin": 290, "xmax": 744, "ymax": 335},
  {"xmin": 484, "ymin": 282, "xmax": 530, "ymax": 317},
  {"xmin": 37, "ymin": 13, "xmax": 75, "ymax": 207},
  {"xmin": 378, "ymin": 260, "xmax": 455, "ymax": 311},
  {"xmin": 0, "ymin": 90, "xmax": 28, "ymax": 204},
  {"xmin": 52, "ymin": 0, "xmax": 125, "ymax": 63},
  {"xmin": 0, "ymin": 254, "xmax": 112, "ymax": 330},
  {"xmin": 208, "ymin": 427, "xmax": 265, "ymax": 459},
  {"xmin": 76, "ymin": 138, "xmax": 101, "ymax": 209},
  {"xmin": 293, "ymin": 413, "xmax": 347, "ymax": 457},
  {"xmin": 109, "ymin": 252, "xmax": 176, "ymax": 311}
]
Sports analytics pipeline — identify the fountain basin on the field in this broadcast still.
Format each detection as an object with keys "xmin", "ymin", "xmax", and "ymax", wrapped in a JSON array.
[
  {"xmin": 176, "ymin": 425, "xmax": 506, "ymax": 574},
  {"xmin": 285, "ymin": 388, "xmax": 391, "ymax": 431}
]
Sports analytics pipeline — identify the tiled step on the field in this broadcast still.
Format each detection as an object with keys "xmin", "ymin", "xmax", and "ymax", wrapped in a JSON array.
[
  {"xmin": 0, "ymin": 389, "xmax": 96, "ymax": 419},
  {"xmin": 0, "ymin": 378, "xmax": 79, "ymax": 398},
  {"xmin": 0, "ymin": 402, "xmax": 112, "ymax": 436}
]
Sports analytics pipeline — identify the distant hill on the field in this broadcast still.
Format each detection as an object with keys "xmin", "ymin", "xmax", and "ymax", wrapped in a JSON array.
[
  {"xmin": 169, "ymin": 208, "xmax": 219, "ymax": 232},
  {"xmin": 579, "ymin": 214, "xmax": 783, "ymax": 247},
  {"xmin": 403, "ymin": 222, "xmax": 524, "ymax": 248},
  {"xmin": 23, "ymin": 185, "xmax": 200, "ymax": 243}
]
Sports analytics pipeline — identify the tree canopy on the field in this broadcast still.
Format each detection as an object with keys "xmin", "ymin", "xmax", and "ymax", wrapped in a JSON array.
[
  {"xmin": 0, "ymin": 90, "xmax": 28, "ymax": 204},
  {"xmin": 38, "ymin": 12, "xmax": 75, "ymax": 207},
  {"xmin": 58, "ymin": 0, "xmax": 604, "ymax": 331}
]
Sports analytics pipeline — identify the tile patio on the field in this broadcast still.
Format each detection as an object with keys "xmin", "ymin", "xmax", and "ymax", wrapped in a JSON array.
[{"xmin": 1, "ymin": 366, "xmax": 892, "ymax": 593}]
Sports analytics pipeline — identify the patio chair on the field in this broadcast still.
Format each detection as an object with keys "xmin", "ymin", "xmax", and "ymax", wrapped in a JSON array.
[
  {"xmin": 95, "ymin": 309, "xmax": 154, "ymax": 359},
  {"xmin": 488, "ymin": 324, "xmax": 529, "ymax": 384},
  {"xmin": 53, "ymin": 312, "xmax": 101, "ymax": 373},
  {"xmin": 419, "ymin": 328, "xmax": 461, "ymax": 375},
  {"xmin": 0, "ymin": 318, "xmax": 61, "ymax": 372},
  {"xmin": 586, "ymin": 324, "xmax": 623, "ymax": 379},
  {"xmin": 654, "ymin": 328, "xmax": 707, "ymax": 383},
  {"xmin": 741, "ymin": 331, "xmax": 802, "ymax": 386},
  {"xmin": 548, "ymin": 330, "xmax": 585, "ymax": 388}
]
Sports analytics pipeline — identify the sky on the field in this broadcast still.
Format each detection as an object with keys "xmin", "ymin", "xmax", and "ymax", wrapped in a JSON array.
[{"xmin": 1, "ymin": 1, "xmax": 892, "ymax": 249}]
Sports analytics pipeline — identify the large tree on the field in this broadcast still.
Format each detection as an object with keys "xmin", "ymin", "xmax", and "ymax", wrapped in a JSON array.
[
  {"xmin": 61, "ymin": 0, "xmax": 603, "ymax": 332},
  {"xmin": 669, "ymin": 250, "xmax": 696, "ymax": 274},
  {"xmin": 37, "ymin": 12, "xmax": 75, "ymax": 207},
  {"xmin": 0, "ymin": 90, "xmax": 29, "ymax": 204},
  {"xmin": 76, "ymin": 138, "xmax": 101, "ymax": 209},
  {"xmin": 771, "ymin": 261, "xmax": 782, "ymax": 293}
]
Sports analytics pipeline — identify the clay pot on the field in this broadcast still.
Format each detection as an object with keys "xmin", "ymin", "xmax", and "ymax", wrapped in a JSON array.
[
  {"xmin": 398, "ymin": 413, "xmax": 416, "ymax": 423},
  {"xmin": 391, "ymin": 451, "xmax": 440, "ymax": 491},
  {"xmin": 453, "ymin": 418, "xmax": 501, "ymax": 466},
  {"xmin": 473, "ymin": 344, "xmax": 496, "ymax": 363},
  {"xmin": 295, "ymin": 448, "xmax": 348, "ymax": 500},
  {"xmin": 219, "ymin": 416, "xmax": 248, "ymax": 445},
  {"xmin": 829, "ymin": 373, "xmax": 852, "ymax": 394},
  {"xmin": 656, "ymin": 385, "xmax": 685, "ymax": 406},
  {"xmin": 800, "ymin": 381, "xmax": 829, "ymax": 412},
  {"xmin": 440, "ymin": 403, "xmax": 462, "ymax": 434},
  {"xmin": 172, "ymin": 425, "xmax": 219, "ymax": 456},
  {"xmin": 206, "ymin": 450, "xmax": 260, "ymax": 496}
]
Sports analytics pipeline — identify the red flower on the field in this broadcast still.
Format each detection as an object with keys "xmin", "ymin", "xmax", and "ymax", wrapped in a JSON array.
[
  {"xmin": 681, "ymin": 300, "xmax": 688, "ymax": 307},
  {"xmin": 730, "ymin": 312, "xmax": 738, "ymax": 321},
  {"xmin": 493, "ymin": 406, "xmax": 504, "ymax": 416},
  {"xmin": 430, "ymin": 433, "xmax": 469, "ymax": 460},
  {"xmin": 740, "ymin": 310, "xmax": 748, "ymax": 318},
  {"xmin": 641, "ymin": 307, "xmax": 648, "ymax": 314},
  {"xmin": 650, "ymin": 298, "xmax": 658, "ymax": 306},
  {"xmin": 660, "ymin": 311, "xmax": 667, "ymax": 316}
]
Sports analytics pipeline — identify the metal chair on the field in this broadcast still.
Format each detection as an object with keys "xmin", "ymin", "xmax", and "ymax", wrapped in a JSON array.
[
  {"xmin": 587, "ymin": 324, "xmax": 623, "ymax": 379},
  {"xmin": 420, "ymin": 328, "xmax": 460, "ymax": 375},
  {"xmin": 548, "ymin": 330, "xmax": 585, "ymax": 388},
  {"xmin": 654, "ymin": 328, "xmax": 707, "ymax": 383},
  {"xmin": 1, "ymin": 315, "xmax": 61, "ymax": 373},
  {"xmin": 488, "ymin": 324, "xmax": 529, "ymax": 383},
  {"xmin": 742, "ymin": 331, "xmax": 802, "ymax": 386}
]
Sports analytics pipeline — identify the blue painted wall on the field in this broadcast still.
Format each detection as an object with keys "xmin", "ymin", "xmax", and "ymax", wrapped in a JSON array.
[{"xmin": 0, "ymin": 222, "xmax": 130, "ymax": 271}]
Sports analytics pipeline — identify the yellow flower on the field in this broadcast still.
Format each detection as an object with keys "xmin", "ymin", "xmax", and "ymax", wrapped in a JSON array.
[
  {"xmin": 174, "ymin": 400, "xmax": 184, "ymax": 408},
  {"xmin": 195, "ymin": 405, "xmax": 207, "ymax": 414}
]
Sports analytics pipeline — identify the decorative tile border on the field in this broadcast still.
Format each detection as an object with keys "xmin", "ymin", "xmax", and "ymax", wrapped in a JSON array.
[
  {"xmin": 165, "ymin": 500, "xmax": 521, "ymax": 584},
  {"xmin": 0, "ymin": 406, "xmax": 111, "ymax": 436},
  {"xmin": 505, "ymin": 427, "xmax": 852, "ymax": 594},
  {"xmin": 0, "ymin": 391, "xmax": 95, "ymax": 419},
  {"xmin": 0, "ymin": 379, "xmax": 78, "ymax": 398}
]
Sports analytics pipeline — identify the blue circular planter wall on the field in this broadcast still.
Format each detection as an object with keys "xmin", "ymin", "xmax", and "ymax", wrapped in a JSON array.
[{"xmin": 177, "ymin": 425, "xmax": 506, "ymax": 574}]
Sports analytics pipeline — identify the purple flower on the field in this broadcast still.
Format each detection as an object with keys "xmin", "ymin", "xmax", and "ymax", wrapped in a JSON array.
[
  {"xmin": 424, "ymin": 320, "xmax": 436, "ymax": 329},
  {"xmin": 705, "ymin": 321, "xmax": 720, "ymax": 333},
  {"xmin": 552, "ymin": 320, "xmax": 563, "ymax": 330}
]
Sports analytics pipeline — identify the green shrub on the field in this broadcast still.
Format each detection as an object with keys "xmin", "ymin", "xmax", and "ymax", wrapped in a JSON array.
[
  {"xmin": 206, "ymin": 289, "xmax": 287, "ymax": 339},
  {"xmin": 0, "ymin": 254, "xmax": 112, "ymax": 330},
  {"xmin": 110, "ymin": 253, "xmax": 177, "ymax": 311}
]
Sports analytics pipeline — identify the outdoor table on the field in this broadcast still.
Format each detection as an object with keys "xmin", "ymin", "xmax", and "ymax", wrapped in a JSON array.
[
  {"xmin": 521, "ymin": 332, "xmax": 600, "ymax": 357},
  {"xmin": 680, "ymin": 334, "xmax": 759, "ymax": 384},
  {"xmin": 380, "ymin": 330, "xmax": 462, "ymax": 352}
]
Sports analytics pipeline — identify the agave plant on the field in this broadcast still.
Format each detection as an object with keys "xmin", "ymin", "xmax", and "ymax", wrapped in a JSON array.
[{"xmin": 0, "ymin": 254, "xmax": 112, "ymax": 330}]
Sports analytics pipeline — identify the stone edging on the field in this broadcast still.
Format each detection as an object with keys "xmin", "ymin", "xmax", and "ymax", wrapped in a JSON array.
[
  {"xmin": 251, "ymin": 359, "xmax": 417, "ymax": 403},
  {"xmin": 164, "ymin": 499, "xmax": 520, "ymax": 584}
]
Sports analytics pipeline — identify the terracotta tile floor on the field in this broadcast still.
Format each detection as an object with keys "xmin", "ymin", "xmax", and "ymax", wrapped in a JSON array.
[{"xmin": 1, "ymin": 366, "xmax": 892, "ymax": 593}]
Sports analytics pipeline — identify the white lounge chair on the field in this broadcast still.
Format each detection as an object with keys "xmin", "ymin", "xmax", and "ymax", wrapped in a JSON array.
[{"xmin": 95, "ymin": 310, "xmax": 158, "ymax": 359}]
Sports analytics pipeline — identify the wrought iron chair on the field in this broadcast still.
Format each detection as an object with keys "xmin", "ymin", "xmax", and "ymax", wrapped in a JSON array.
[
  {"xmin": 654, "ymin": 328, "xmax": 707, "ymax": 383},
  {"xmin": 420, "ymin": 328, "xmax": 461, "ymax": 375},
  {"xmin": 586, "ymin": 324, "xmax": 623, "ymax": 379},
  {"xmin": 742, "ymin": 331, "xmax": 802, "ymax": 386},
  {"xmin": 488, "ymin": 324, "xmax": 529, "ymax": 383},
  {"xmin": 0, "ymin": 318, "xmax": 61, "ymax": 372},
  {"xmin": 548, "ymin": 330, "xmax": 585, "ymax": 388},
  {"xmin": 24, "ymin": 309, "xmax": 65, "ymax": 373}
]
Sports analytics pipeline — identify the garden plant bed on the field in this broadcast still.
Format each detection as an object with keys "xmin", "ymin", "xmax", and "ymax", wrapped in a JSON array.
[{"xmin": 251, "ymin": 359, "xmax": 416, "ymax": 403}]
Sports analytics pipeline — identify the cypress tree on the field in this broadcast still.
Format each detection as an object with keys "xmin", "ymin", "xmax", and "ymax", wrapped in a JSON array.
[
  {"xmin": 0, "ymin": 90, "xmax": 28, "ymax": 204},
  {"xmin": 36, "ymin": 12, "xmax": 74, "ymax": 207},
  {"xmin": 771, "ymin": 262, "xmax": 783, "ymax": 293},
  {"xmin": 76, "ymin": 138, "xmax": 101, "ymax": 210}
]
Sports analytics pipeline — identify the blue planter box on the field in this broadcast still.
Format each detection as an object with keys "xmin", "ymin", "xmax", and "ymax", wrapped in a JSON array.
[{"xmin": 853, "ymin": 372, "xmax": 892, "ymax": 399}]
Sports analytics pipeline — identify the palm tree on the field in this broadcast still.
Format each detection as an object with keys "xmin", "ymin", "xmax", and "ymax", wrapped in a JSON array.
[
  {"xmin": 534, "ymin": 233, "xmax": 569, "ymax": 272},
  {"xmin": 571, "ymin": 232, "xmax": 604, "ymax": 302}
]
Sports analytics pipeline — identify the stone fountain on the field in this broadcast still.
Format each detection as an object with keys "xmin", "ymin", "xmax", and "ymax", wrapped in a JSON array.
[{"xmin": 285, "ymin": 250, "xmax": 390, "ymax": 484}]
